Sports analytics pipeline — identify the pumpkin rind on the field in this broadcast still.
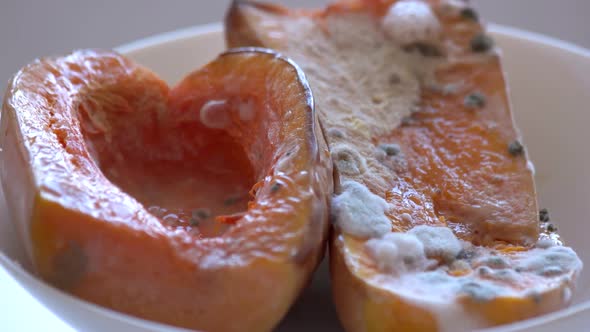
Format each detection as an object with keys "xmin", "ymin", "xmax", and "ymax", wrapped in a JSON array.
[
  {"xmin": 0, "ymin": 48, "xmax": 333, "ymax": 331},
  {"xmin": 225, "ymin": 1, "xmax": 582, "ymax": 331}
]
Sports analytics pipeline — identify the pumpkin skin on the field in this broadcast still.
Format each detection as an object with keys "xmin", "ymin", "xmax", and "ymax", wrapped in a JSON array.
[
  {"xmin": 0, "ymin": 48, "xmax": 333, "ymax": 331},
  {"xmin": 226, "ymin": 1, "xmax": 582, "ymax": 331}
]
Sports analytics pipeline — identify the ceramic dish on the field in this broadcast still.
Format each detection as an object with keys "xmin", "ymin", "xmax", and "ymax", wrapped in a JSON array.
[{"xmin": 1, "ymin": 23, "xmax": 589, "ymax": 332}]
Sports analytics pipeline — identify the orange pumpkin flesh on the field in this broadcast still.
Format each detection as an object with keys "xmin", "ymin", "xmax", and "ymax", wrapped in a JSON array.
[
  {"xmin": 1, "ymin": 48, "xmax": 333, "ymax": 331},
  {"xmin": 226, "ymin": 1, "xmax": 582, "ymax": 331}
]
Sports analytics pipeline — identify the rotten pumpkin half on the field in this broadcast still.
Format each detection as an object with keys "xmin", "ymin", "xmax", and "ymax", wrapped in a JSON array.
[
  {"xmin": 0, "ymin": 48, "xmax": 333, "ymax": 331},
  {"xmin": 226, "ymin": 0, "xmax": 582, "ymax": 331}
]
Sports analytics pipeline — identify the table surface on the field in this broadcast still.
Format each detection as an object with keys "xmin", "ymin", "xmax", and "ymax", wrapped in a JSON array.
[{"xmin": 0, "ymin": 262, "xmax": 75, "ymax": 331}]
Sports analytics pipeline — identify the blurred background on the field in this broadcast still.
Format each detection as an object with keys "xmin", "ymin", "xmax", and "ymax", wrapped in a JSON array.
[{"xmin": 1, "ymin": 0, "xmax": 589, "ymax": 94}]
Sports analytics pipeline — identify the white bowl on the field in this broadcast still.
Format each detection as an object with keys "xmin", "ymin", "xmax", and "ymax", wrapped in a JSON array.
[{"xmin": 1, "ymin": 23, "xmax": 590, "ymax": 332}]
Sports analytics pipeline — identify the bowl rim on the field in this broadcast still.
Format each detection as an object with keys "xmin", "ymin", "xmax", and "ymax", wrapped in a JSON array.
[
  {"xmin": 115, "ymin": 22, "xmax": 590, "ymax": 60},
  {"xmin": 2, "ymin": 22, "xmax": 590, "ymax": 332}
]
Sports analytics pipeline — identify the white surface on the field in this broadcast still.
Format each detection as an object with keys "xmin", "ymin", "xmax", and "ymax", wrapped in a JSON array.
[
  {"xmin": 0, "ymin": 262, "xmax": 74, "ymax": 331},
  {"xmin": 2, "ymin": 23, "xmax": 590, "ymax": 332}
]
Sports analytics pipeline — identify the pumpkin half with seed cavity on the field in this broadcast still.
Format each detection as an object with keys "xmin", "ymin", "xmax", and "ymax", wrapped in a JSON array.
[
  {"xmin": 226, "ymin": 0, "xmax": 583, "ymax": 331},
  {"xmin": 0, "ymin": 48, "xmax": 333, "ymax": 331}
]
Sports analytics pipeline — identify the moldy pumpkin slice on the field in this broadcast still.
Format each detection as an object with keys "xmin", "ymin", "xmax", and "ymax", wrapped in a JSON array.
[
  {"xmin": 225, "ymin": 0, "xmax": 582, "ymax": 330},
  {"xmin": 0, "ymin": 48, "xmax": 333, "ymax": 331}
]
